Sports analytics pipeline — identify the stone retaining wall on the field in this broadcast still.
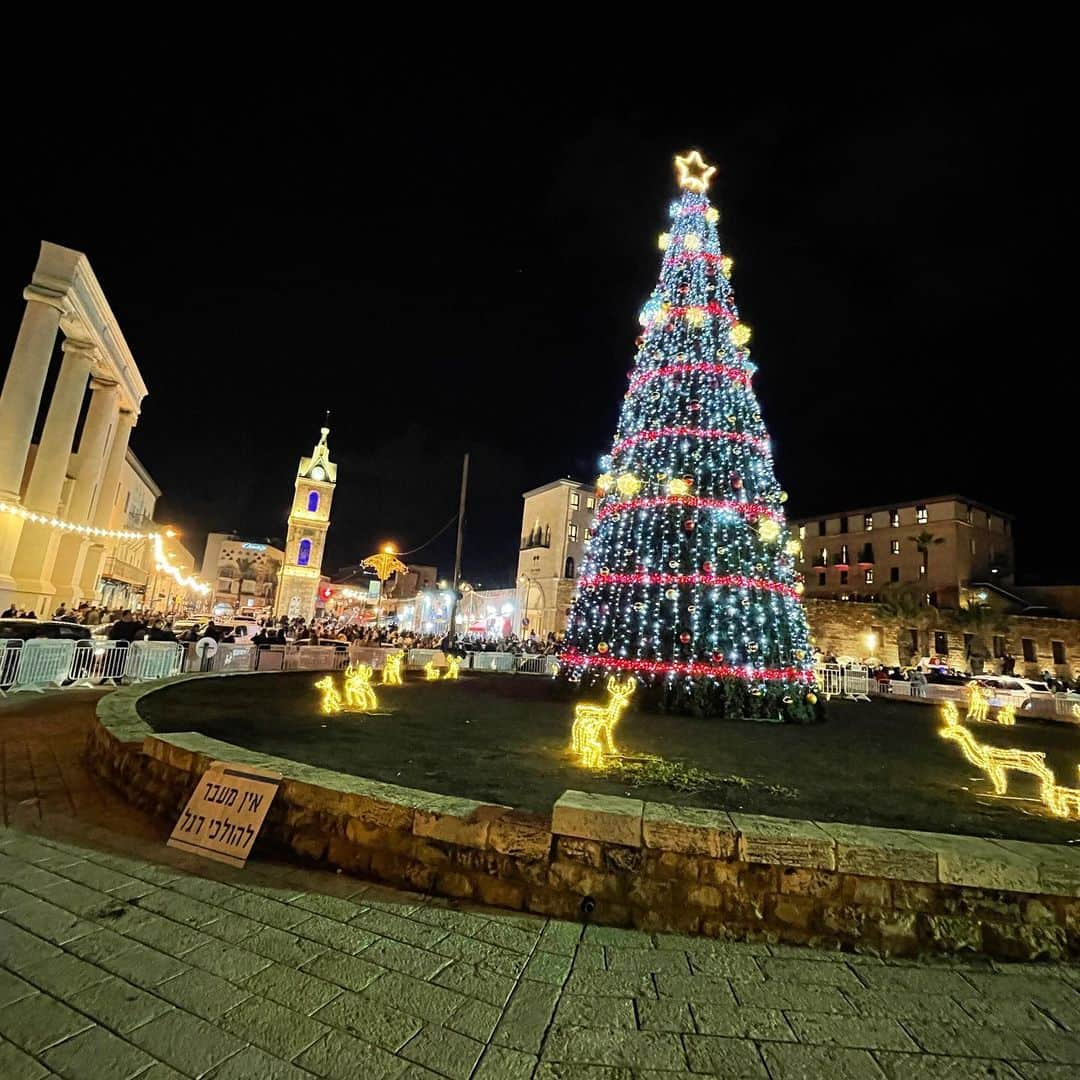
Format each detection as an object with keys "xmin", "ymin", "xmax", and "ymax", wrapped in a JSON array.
[{"xmin": 88, "ymin": 676, "xmax": 1080, "ymax": 961}]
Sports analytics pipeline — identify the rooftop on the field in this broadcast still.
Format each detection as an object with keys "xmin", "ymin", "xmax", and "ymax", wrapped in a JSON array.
[{"xmin": 791, "ymin": 493, "xmax": 1014, "ymax": 524}]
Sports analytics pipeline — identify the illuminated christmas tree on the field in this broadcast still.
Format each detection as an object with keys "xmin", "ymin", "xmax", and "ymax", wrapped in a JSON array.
[{"xmin": 563, "ymin": 152, "xmax": 817, "ymax": 720}]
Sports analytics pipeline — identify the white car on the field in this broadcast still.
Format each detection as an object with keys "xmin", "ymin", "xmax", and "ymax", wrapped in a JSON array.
[{"xmin": 972, "ymin": 675, "xmax": 1054, "ymax": 711}]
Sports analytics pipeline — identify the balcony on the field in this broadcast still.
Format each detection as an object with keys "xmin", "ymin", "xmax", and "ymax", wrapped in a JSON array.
[
  {"xmin": 520, "ymin": 527, "xmax": 551, "ymax": 551},
  {"xmin": 100, "ymin": 556, "xmax": 148, "ymax": 589},
  {"xmin": 811, "ymin": 556, "xmax": 827, "ymax": 570}
]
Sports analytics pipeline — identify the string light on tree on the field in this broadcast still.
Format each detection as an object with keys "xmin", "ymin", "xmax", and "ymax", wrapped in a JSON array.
[{"xmin": 563, "ymin": 152, "xmax": 816, "ymax": 718}]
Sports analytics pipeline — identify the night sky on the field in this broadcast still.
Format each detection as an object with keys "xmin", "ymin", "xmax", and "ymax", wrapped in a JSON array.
[{"xmin": 3, "ymin": 38, "xmax": 1075, "ymax": 586}]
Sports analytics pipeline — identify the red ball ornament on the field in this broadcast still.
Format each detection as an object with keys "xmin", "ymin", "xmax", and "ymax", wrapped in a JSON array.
[
  {"xmin": 702, "ymin": 562, "xmax": 713, "ymax": 573},
  {"xmin": 679, "ymin": 632, "xmax": 691, "ymax": 644},
  {"xmin": 731, "ymin": 474, "xmax": 743, "ymax": 490},
  {"xmin": 683, "ymin": 519, "xmax": 695, "ymax": 532}
]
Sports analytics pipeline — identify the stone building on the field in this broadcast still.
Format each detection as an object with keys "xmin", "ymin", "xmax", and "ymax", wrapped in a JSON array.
[
  {"xmin": 516, "ymin": 478, "xmax": 596, "ymax": 639},
  {"xmin": 274, "ymin": 428, "xmax": 336, "ymax": 623},
  {"xmin": 0, "ymin": 241, "xmax": 149, "ymax": 612},
  {"xmin": 805, "ymin": 598, "xmax": 1077, "ymax": 682},
  {"xmin": 200, "ymin": 533, "xmax": 285, "ymax": 616},
  {"xmin": 792, "ymin": 495, "xmax": 1014, "ymax": 609}
]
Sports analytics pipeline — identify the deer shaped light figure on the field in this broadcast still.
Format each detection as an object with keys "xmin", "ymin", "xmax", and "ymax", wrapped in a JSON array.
[
  {"xmin": 343, "ymin": 664, "xmax": 378, "ymax": 711},
  {"xmin": 382, "ymin": 650, "xmax": 404, "ymax": 686},
  {"xmin": 996, "ymin": 703, "xmax": 1017, "ymax": 727},
  {"xmin": 445, "ymin": 655, "xmax": 461, "ymax": 680},
  {"xmin": 571, "ymin": 676, "xmax": 636, "ymax": 769},
  {"xmin": 424, "ymin": 660, "xmax": 440, "ymax": 681},
  {"xmin": 315, "ymin": 676, "xmax": 344, "ymax": 715},
  {"xmin": 966, "ymin": 681, "xmax": 990, "ymax": 723}
]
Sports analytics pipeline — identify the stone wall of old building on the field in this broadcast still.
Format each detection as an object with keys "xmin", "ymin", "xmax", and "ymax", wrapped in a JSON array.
[{"xmin": 805, "ymin": 598, "xmax": 1079, "ymax": 680}]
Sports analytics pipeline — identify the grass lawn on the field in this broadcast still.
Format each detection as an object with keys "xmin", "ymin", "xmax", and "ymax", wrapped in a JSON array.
[{"xmin": 137, "ymin": 671, "xmax": 1080, "ymax": 844}]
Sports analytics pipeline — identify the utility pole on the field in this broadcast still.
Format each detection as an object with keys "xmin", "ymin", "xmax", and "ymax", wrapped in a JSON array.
[{"xmin": 448, "ymin": 453, "xmax": 469, "ymax": 641}]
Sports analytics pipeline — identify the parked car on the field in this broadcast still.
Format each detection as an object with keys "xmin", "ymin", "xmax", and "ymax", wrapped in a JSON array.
[
  {"xmin": 972, "ymin": 674, "xmax": 1054, "ymax": 710},
  {"xmin": 172, "ymin": 618, "xmax": 255, "ymax": 643},
  {"xmin": 0, "ymin": 619, "xmax": 91, "ymax": 642}
]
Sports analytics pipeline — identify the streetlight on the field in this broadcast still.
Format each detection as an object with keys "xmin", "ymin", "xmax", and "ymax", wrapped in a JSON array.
[{"xmin": 865, "ymin": 632, "xmax": 878, "ymax": 658}]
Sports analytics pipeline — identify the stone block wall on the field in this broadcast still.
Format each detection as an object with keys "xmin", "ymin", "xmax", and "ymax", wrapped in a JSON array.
[
  {"xmin": 805, "ymin": 598, "xmax": 1079, "ymax": 679},
  {"xmin": 87, "ymin": 679, "xmax": 1080, "ymax": 962}
]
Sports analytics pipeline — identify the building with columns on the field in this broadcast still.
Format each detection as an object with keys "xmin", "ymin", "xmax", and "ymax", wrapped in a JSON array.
[
  {"xmin": 274, "ymin": 428, "xmax": 336, "ymax": 623},
  {"xmin": 516, "ymin": 478, "xmax": 595, "ymax": 640},
  {"xmin": 0, "ymin": 242, "xmax": 148, "ymax": 613}
]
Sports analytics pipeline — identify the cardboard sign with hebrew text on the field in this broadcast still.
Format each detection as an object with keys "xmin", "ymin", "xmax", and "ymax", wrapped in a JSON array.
[{"xmin": 168, "ymin": 761, "xmax": 281, "ymax": 868}]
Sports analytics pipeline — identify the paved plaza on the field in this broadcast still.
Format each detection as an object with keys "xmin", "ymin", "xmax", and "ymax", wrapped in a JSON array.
[{"xmin": 2, "ymin": 693, "xmax": 1080, "ymax": 1077}]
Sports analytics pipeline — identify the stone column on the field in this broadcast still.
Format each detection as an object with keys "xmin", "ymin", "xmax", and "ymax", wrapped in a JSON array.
[
  {"xmin": 0, "ymin": 287, "xmax": 67, "ymax": 604},
  {"xmin": 50, "ymin": 379, "xmax": 119, "ymax": 607},
  {"xmin": 77, "ymin": 409, "xmax": 135, "ymax": 602},
  {"xmin": 9, "ymin": 340, "xmax": 94, "ymax": 609}
]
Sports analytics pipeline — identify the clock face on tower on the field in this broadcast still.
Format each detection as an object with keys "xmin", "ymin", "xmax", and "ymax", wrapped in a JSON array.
[{"xmin": 310, "ymin": 466, "xmax": 326, "ymax": 482}]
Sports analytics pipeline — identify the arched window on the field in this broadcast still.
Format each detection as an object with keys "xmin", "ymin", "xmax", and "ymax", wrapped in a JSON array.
[
  {"xmin": 564, "ymin": 556, "xmax": 575, "ymax": 579},
  {"xmin": 307, "ymin": 490, "xmax": 319, "ymax": 513},
  {"xmin": 297, "ymin": 538, "xmax": 311, "ymax": 566}
]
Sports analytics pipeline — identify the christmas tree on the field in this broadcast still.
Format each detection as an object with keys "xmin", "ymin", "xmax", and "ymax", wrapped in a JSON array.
[{"xmin": 563, "ymin": 152, "xmax": 817, "ymax": 720}]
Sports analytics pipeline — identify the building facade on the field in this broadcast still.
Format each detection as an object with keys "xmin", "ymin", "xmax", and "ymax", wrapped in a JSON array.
[
  {"xmin": 274, "ymin": 428, "xmax": 336, "ymax": 623},
  {"xmin": 200, "ymin": 533, "xmax": 285, "ymax": 617},
  {"xmin": 1, "ymin": 242, "xmax": 148, "ymax": 612},
  {"xmin": 792, "ymin": 496, "xmax": 1014, "ymax": 609},
  {"xmin": 516, "ymin": 478, "xmax": 595, "ymax": 639}
]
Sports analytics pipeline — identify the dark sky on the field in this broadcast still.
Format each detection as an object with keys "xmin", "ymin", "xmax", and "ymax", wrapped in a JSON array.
[{"xmin": 3, "ymin": 35, "xmax": 1075, "ymax": 586}]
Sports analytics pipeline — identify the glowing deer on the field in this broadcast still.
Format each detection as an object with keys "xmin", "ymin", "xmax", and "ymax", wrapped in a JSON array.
[
  {"xmin": 382, "ymin": 650, "xmax": 404, "ymax": 685},
  {"xmin": 996, "ymin": 703, "xmax": 1016, "ymax": 727},
  {"xmin": 571, "ymin": 677, "xmax": 636, "ymax": 768},
  {"xmin": 315, "ymin": 676, "xmax": 344, "ymax": 715},
  {"xmin": 424, "ymin": 660, "xmax": 440, "ymax": 681},
  {"xmin": 966, "ymin": 681, "xmax": 990, "ymax": 723},
  {"xmin": 343, "ymin": 664, "xmax": 378, "ymax": 711},
  {"xmin": 445, "ymin": 655, "xmax": 461, "ymax": 680}
]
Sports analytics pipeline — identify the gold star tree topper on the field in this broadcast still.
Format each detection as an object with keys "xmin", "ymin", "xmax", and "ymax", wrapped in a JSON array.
[{"xmin": 674, "ymin": 150, "xmax": 716, "ymax": 194}]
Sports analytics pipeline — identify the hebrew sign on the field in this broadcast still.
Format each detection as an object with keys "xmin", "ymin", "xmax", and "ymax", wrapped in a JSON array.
[{"xmin": 167, "ymin": 761, "xmax": 282, "ymax": 868}]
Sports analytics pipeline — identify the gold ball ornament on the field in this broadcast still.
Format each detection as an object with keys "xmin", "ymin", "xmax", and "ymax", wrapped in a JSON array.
[
  {"xmin": 597, "ymin": 642, "xmax": 609, "ymax": 653},
  {"xmin": 686, "ymin": 308, "xmax": 705, "ymax": 327},
  {"xmin": 720, "ymin": 255, "xmax": 734, "ymax": 278},
  {"xmin": 795, "ymin": 649, "xmax": 806, "ymax": 660},
  {"xmin": 807, "ymin": 692, "xmax": 818, "ymax": 705},
  {"xmin": 658, "ymin": 232, "xmax": 670, "ymax": 250},
  {"xmin": 795, "ymin": 583, "xmax": 805, "ymax": 595},
  {"xmin": 731, "ymin": 322, "xmax": 752, "ymax": 346},
  {"xmin": 683, "ymin": 233, "xmax": 700, "ymax": 251},
  {"xmin": 785, "ymin": 539, "xmax": 801, "ymax": 556},
  {"xmin": 758, "ymin": 518, "xmax": 781, "ymax": 543},
  {"xmin": 706, "ymin": 207, "xmax": 719, "ymax": 223},
  {"xmin": 667, "ymin": 478, "xmax": 691, "ymax": 497},
  {"xmin": 596, "ymin": 472, "xmax": 614, "ymax": 492},
  {"xmin": 615, "ymin": 473, "xmax": 642, "ymax": 498}
]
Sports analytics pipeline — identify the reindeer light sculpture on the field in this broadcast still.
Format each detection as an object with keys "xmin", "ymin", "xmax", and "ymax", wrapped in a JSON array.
[
  {"xmin": 445, "ymin": 655, "xmax": 461, "ymax": 680},
  {"xmin": 424, "ymin": 660, "xmax": 440, "ymax": 681},
  {"xmin": 571, "ymin": 676, "xmax": 636, "ymax": 769},
  {"xmin": 343, "ymin": 664, "xmax": 378, "ymax": 711},
  {"xmin": 315, "ymin": 676, "xmax": 344, "ymax": 715},
  {"xmin": 966, "ymin": 681, "xmax": 990, "ymax": 723},
  {"xmin": 382, "ymin": 650, "xmax": 404, "ymax": 685}
]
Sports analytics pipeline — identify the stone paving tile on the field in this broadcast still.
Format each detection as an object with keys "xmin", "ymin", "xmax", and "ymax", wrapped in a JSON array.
[
  {"xmin": 129, "ymin": 887, "xmax": 224, "ymax": 929},
  {"xmin": 542, "ymin": 1024, "xmax": 687, "ymax": 1070},
  {"xmin": 1016, "ymin": 1028, "xmax": 1080, "ymax": 1063},
  {"xmin": 53, "ymin": 859, "xmax": 154, "ymax": 896},
  {"xmin": 40, "ymin": 1023, "xmax": 156, "ymax": 1080},
  {"xmin": 760, "ymin": 1041, "xmax": 887, "ymax": 1079},
  {"xmin": 757, "ymin": 956, "xmax": 865, "ymax": 988},
  {"xmin": 221, "ymin": 890, "xmax": 310, "ymax": 930},
  {"xmin": 686, "ymin": 950, "xmax": 765, "ymax": 981},
  {"xmin": 349, "ymin": 908, "xmax": 449, "ymax": 950},
  {"xmin": 635, "ymin": 998, "xmax": 696, "ymax": 1033},
  {"xmin": 563, "ymin": 971, "xmax": 659, "ymax": 999},
  {"xmin": 605, "ymin": 947, "xmax": 690, "ymax": 975},
  {"xmin": 655, "ymin": 973, "xmax": 739, "ymax": 1004},
  {"xmin": 494, "ymin": 980, "xmax": 561, "ymax": 1053},
  {"xmin": 730, "ymin": 979, "xmax": 855, "ymax": 1013},
  {"xmin": 218, "ymin": 993, "xmax": 330, "ymax": 1060},
  {"xmin": 844, "ymin": 988, "xmax": 975, "ymax": 1024},
  {"xmin": 785, "ymin": 1010, "xmax": 919, "ymax": 1051},
  {"xmin": 0, "ymin": 992, "xmax": 95, "ymax": 1054},
  {"xmin": 1012, "ymin": 1063, "xmax": 1080, "ymax": 1079},
  {"xmin": 288, "ymin": 891, "xmax": 365, "ymax": 922},
  {"xmin": 0, "ymin": 1036, "xmax": 52, "ymax": 1080},
  {"xmin": 430, "ymin": 931, "xmax": 527, "ymax": 977},
  {"xmin": 203, "ymin": 1044, "xmax": 317, "ymax": 1079},
  {"xmin": 433, "ymin": 960, "xmax": 518, "ymax": 1008},
  {"xmin": 522, "ymin": 949, "xmax": 573, "ymax": 985},
  {"xmin": 407, "ymin": 904, "xmax": 490, "ymax": 938},
  {"xmin": 198, "ymin": 909, "xmax": 264, "ymax": 945},
  {"xmin": 359, "ymin": 936, "xmax": 452, "ymax": 980},
  {"xmin": 857, "ymin": 965, "xmax": 982, "ymax": 996},
  {"xmin": 301, "ymin": 949, "xmax": 385, "ymax": 993},
  {"xmin": 473, "ymin": 1044, "xmax": 537, "ymax": 1079},
  {"xmin": 537, "ymin": 919, "xmax": 583, "ymax": 955},
  {"xmin": 683, "ymin": 1034, "xmax": 770, "ymax": 1076},
  {"xmin": 19, "ymin": 950, "xmax": 111, "ymax": 999},
  {"xmin": 4, "ymin": 898, "xmax": 101, "ymax": 945},
  {"xmin": 360, "ymin": 969, "xmax": 468, "ymax": 1025},
  {"xmin": 183, "ymin": 940, "xmax": 272, "ymax": 982},
  {"xmin": 400, "ymin": 1024, "xmax": 485, "ymax": 1079},
  {"xmin": 39, "ymin": 878, "xmax": 129, "ymax": 919},
  {"xmin": 446, "ymin": 996, "xmax": 502, "ymax": 1042},
  {"xmin": 875, "ymin": 1051, "xmax": 1025, "ymax": 1078},
  {"xmin": 691, "ymin": 1001, "xmax": 797, "ymax": 1041},
  {"xmin": 570, "ymin": 942, "xmax": 606, "ymax": 972},
  {"xmin": 243, "ymin": 962, "xmax": 344, "ymax": 1015},
  {"xmin": 293, "ymin": 914, "xmax": 376, "ymax": 954},
  {"xmin": 958, "ymin": 995, "xmax": 1063, "ymax": 1030},
  {"xmin": 245, "ymin": 926, "xmax": 328, "ymax": 968},
  {"xmin": 293, "ymin": 1028, "xmax": 407, "ymax": 1080},
  {"xmin": 312, "ymin": 990, "xmax": 422, "ymax": 1051},
  {"xmin": 553, "ymin": 994, "xmax": 637, "ymax": 1029},
  {"xmin": 126, "ymin": 1008, "xmax": 248, "ymax": 1076},
  {"xmin": 903, "ymin": 1019, "xmax": 1040, "ymax": 1060},
  {"xmin": 0, "ymin": 969, "xmax": 38, "ymax": 1010},
  {"xmin": 162, "ymin": 875, "xmax": 240, "ymax": 908},
  {"xmin": 67, "ymin": 975, "xmax": 174, "ymax": 1033},
  {"xmin": 582, "ymin": 925, "xmax": 655, "ymax": 949},
  {"xmin": 0, "ymin": 856, "xmax": 68, "ymax": 893},
  {"xmin": 963, "ymin": 973, "xmax": 1080, "ymax": 1012},
  {"xmin": 154, "ymin": 966, "xmax": 252, "ymax": 1020},
  {"xmin": 108, "ymin": 909, "xmax": 216, "ymax": 958},
  {"xmin": 0, "ymin": 881, "xmax": 33, "ymax": 912},
  {"xmin": 63, "ymin": 928, "xmax": 138, "ymax": 965},
  {"xmin": 476, "ymin": 919, "xmax": 541, "ymax": 955},
  {"xmin": 94, "ymin": 942, "xmax": 188, "ymax": 989}
]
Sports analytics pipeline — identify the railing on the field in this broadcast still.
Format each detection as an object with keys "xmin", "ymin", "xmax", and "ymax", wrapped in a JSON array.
[
  {"xmin": 4, "ymin": 639, "xmax": 77, "ymax": 692},
  {"xmin": 69, "ymin": 641, "xmax": 130, "ymax": 686},
  {"xmin": 466, "ymin": 651, "xmax": 518, "ymax": 673},
  {"xmin": 817, "ymin": 664, "xmax": 871, "ymax": 701},
  {"xmin": 1, "ymin": 639, "xmax": 23, "ymax": 690},
  {"xmin": 1055, "ymin": 693, "xmax": 1080, "ymax": 720},
  {"xmin": 99, "ymin": 555, "xmax": 149, "ymax": 587},
  {"xmin": 516, "ymin": 654, "xmax": 559, "ymax": 676},
  {"xmin": 127, "ymin": 642, "xmax": 185, "ymax": 682}
]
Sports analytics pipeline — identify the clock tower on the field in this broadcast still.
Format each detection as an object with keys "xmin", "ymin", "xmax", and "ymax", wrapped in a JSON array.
[{"xmin": 275, "ymin": 426, "xmax": 336, "ymax": 622}]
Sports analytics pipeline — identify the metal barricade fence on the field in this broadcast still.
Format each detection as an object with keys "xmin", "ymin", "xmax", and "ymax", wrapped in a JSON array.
[
  {"xmin": 8, "ymin": 639, "xmax": 76, "ymax": 692},
  {"xmin": 255, "ymin": 645, "xmax": 285, "ymax": 671},
  {"xmin": 68, "ymin": 641, "xmax": 130, "ymax": 686},
  {"xmin": 515, "ymin": 655, "xmax": 558, "ymax": 676},
  {"xmin": 287, "ymin": 645, "xmax": 346, "ymax": 671},
  {"xmin": 347, "ymin": 644, "xmax": 387, "ymax": 669},
  {"xmin": 126, "ymin": 641, "xmax": 184, "ymax": 683},
  {"xmin": 1, "ymin": 639, "xmax": 23, "ymax": 691},
  {"xmin": 467, "ymin": 651, "xmax": 517, "ymax": 673},
  {"xmin": 407, "ymin": 648, "xmax": 445, "ymax": 671},
  {"xmin": 1055, "ymin": 693, "xmax": 1080, "ymax": 720},
  {"xmin": 214, "ymin": 643, "xmax": 258, "ymax": 672}
]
